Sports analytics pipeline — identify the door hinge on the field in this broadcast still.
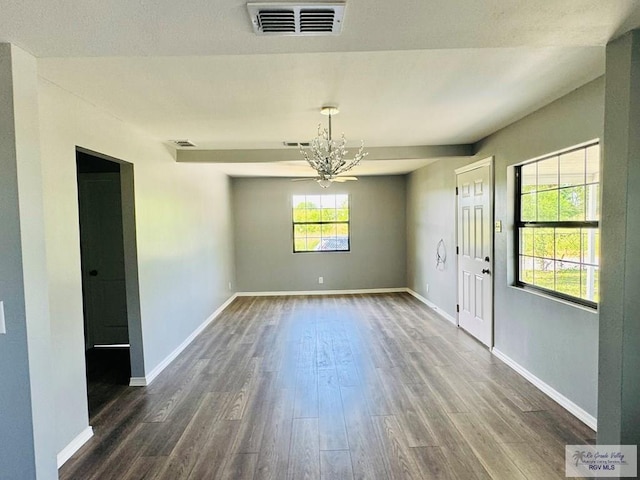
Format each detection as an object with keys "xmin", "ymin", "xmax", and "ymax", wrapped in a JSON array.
[
  {"xmin": 456, "ymin": 304, "xmax": 460, "ymax": 313},
  {"xmin": 455, "ymin": 186, "xmax": 458, "ymax": 195},
  {"xmin": 456, "ymin": 246, "xmax": 459, "ymax": 255}
]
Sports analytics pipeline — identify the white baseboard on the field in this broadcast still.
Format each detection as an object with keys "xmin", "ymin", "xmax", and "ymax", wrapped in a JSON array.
[
  {"xmin": 57, "ymin": 426, "xmax": 93, "ymax": 467},
  {"xmin": 491, "ymin": 348, "xmax": 597, "ymax": 431},
  {"xmin": 236, "ymin": 287, "xmax": 407, "ymax": 297},
  {"xmin": 406, "ymin": 289, "xmax": 458, "ymax": 326},
  {"xmin": 129, "ymin": 293, "xmax": 238, "ymax": 387},
  {"xmin": 129, "ymin": 377, "xmax": 147, "ymax": 387}
]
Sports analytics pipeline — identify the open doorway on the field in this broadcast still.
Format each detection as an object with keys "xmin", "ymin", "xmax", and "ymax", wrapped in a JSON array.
[{"xmin": 76, "ymin": 148, "xmax": 144, "ymax": 418}]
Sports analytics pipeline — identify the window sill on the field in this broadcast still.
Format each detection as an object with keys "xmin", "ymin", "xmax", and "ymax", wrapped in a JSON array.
[
  {"xmin": 509, "ymin": 285, "xmax": 598, "ymax": 314},
  {"xmin": 292, "ymin": 250, "xmax": 351, "ymax": 254}
]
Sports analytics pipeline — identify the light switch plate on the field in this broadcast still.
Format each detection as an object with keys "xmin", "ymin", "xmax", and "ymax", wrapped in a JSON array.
[{"xmin": 0, "ymin": 301, "xmax": 6, "ymax": 334}]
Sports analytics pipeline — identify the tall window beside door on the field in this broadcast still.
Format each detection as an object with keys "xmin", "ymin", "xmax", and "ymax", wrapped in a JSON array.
[
  {"xmin": 292, "ymin": 194, "xmax": 350, "ymax": 252},
  {"xmin": 515, "ymin": 142, "xmax": 600, "ymax": 307}
]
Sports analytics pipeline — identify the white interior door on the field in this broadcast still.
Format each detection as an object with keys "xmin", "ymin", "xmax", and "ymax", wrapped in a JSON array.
[{"xmin": 456, "ymin": 161, "xmax": 493, "ymax": 347}]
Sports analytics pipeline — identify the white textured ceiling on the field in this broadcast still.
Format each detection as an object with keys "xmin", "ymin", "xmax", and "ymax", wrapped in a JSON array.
[
  {"xmin": 39, "ymin": 48, "xmax": 603, "ymax": 148},
  {"xmin": 3, "ymin": 0, "xmax": 639, "ymax": 56},
  {"xmin": 4, "ymin": 0, "xmax": 640, "ymax": 176}
]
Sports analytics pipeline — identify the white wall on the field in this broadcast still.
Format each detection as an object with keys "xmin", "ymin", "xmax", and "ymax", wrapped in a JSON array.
[
  {"xmin": 407, "ymin": 78, "xmax": 603, "ymax": 419},
  {"xmin": 233, "ymin": 176, "xmax": 407, "ymax": 292},
  {"xmin": 38, "ymin": 77, "xmax": 236, "ymax": 456}
]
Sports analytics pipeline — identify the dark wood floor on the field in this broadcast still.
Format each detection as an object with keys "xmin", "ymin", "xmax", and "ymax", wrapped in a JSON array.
[
  {"xmin": 85, "ymin": 347, "xmax": 131, "ymax": 418},
  {"xmin": 60, "ymin": 293, "xmax": 595, "ymax": 479}
]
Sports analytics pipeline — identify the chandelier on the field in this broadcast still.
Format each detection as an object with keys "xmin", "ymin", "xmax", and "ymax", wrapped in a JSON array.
[{"xmin": 300, "ymin": 106, "xmax": 367, "ymax": 188}]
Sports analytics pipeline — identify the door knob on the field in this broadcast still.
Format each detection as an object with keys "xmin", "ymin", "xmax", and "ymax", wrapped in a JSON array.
[
  {"xmin": 89, "ymin": 270, "xmax": 98, "ymax": 277},
  {"xmin": 482, "ymin": 268, "xmax": 491, "ymax": 274}
]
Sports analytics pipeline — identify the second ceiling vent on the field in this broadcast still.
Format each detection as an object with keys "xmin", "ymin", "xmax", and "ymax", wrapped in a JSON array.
[{"xmin": 247, "ymin": 2, "xmax": 345, "ymax": 36}]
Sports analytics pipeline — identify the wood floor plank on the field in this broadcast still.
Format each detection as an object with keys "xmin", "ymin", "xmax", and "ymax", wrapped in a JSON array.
[
  {"xmin": 316, "ymin": 321, "xmax": 336, "ymax": 369},
  {"xmin": 59, "ymin": 391, "xmax": 155, "ymax": 480},
  {"xmin": 320, "ymin": 450, "xmax": 354, "ymax": 480},
  {"xmin": 59, "ymin": 294, "xmax": 594, "ymax": 480},
  {"xmin": 220, "ymin": 453, "xmax": 259, "ymax": 480},
  {"xmin": 372, "ymin": 415, "xmax": 423, "ymax": 480},
  {"xmin": 341, "ymin": 385, "xmax": 389, "ymax": 480},
  {"xmin": 405, "ymin": 357, "xmax": 469, "ymax": 414},
  {"xmin": 121, "ymin": 455, "xmax": 167, "ymax": 480},
  {"xmin": 448, "ymin": 412, "xmax": 528, "ymax": 480},
  {"xmin": 140, "ymin": 389, "xmax": 212, "ymax": 457},
  {"xmin": 499, "ymin": 441, "xmax": 565, "ymax": 480},
  {"xmin": 361, "ymin": 376, "xmax": 395, "ymax": 417},
  {"xmin": 410, "ymin": 446, "xmax": 457, "ymax": 479},
  {"xmin": 86, "ymin": 422, "xmax": 148, "ymax": 480},
  {"xmin": 488, "ymin": 363, "xmax": 551, "ymax": 411},
  {"xmin": 437, "ymin": 444, "xmax": 493, "ymax": 480},
  {"xmin": 152, "ymin": 392, "xmax": 232, "ymax": 479},
  {"xmin": 186, "ymin": 419, "xmax": 240, "ymax": 479},
  {"xmin": 142, "ymin": 358, "xmax": 209, "ymax": 423},
  {"xmin": 294, "ymin": 366, "xmax": 319, "ymax": 419},
  {"xmin": 318, "ymin": 367, "xmax": 349, "ymax": 451},
  {"xmin": 469, "ymin": 376, "xmax": 538, "ymax": 415},
  {"xmin": 233, "ymin": 371, "xmax": 276, "ymax": 454},
  {"xmin": 254, "ymin": 387, "xmax": 295, "ymax": 480},
  {"xmin": 412, "ymin": 443, "xmax": 494, "ymax": 480},
  {"xmin": 436, "ymin": 368, "xmax": 523, "ymax": 444},
  {"xmin": 375, "ymin": 368, "xmax": 438, "ymax": 448},
  {"xmin": 463, "ymin": 381, "xmax": 573, "ymax": 476},
  {"xmin": 224, "ymin": 356, "xmax": 261, "ymax": 420},
  {"xmin": 332, "ymin": 324, "xmax": 360, "ymax": 387},
  {"xmin": 288, "ymin": 417, "xmax": 320, "ymax": 480}
]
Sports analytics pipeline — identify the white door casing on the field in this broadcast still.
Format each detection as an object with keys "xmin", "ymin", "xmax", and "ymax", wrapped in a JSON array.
[{"xmin": 456, "ymin": 159, "xmax": 493, "ymax": 347}]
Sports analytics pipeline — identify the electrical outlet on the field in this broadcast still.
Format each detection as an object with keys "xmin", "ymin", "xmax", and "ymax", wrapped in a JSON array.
[
  {"xmin": 318, "ymin": 276, "xmax": 324, "ymax": 284},
  {"xmin": 426, "ymin": 284, "xmax": 429, "ymax": 293},
  {"xmin": 228, "ymin": 281, "xmax": 232, "ymax": 290}
]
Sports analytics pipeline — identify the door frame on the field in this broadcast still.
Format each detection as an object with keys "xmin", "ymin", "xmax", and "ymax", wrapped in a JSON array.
[
  {"xmin": 454, "ymin": 157, "xmax": 495, "ymax": 347},
  {"xmin": 76, "ymin": 146, "xmax": 146, "ymax": 382}
]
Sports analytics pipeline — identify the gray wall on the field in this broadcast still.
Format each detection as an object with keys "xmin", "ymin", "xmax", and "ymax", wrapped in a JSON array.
[
  {"xmin": 0, "ymin": 44, "xmax": 57, "ymax": 479},
  {"xmin": 1, "ymin": 42, "xmax": 38, "ymax": 480},
  {"xmin": 406, "ymin": 157, "xmax": 472, "ymax": 319},
  {"xmin": 38, "ymin": 72, "xmax": 236, "ymax": 458},
  {"xmin": 233, "ymin": 176, "xmax": 406, "ymax": 292},
  {"xmin": 598, "ymin": 30, "xmax": 640, "ymax": 445},
  {"xmin": 407, "ymin": 77, "xmax": 603, "ymax": 418}
]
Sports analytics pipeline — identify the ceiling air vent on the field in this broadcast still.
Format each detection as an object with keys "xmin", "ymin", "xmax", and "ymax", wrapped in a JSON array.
[
  {"xmin": 247, "ymin": 2, "xmax": 345, "ymax": 36},
  {"xmin": 173, "ymin": 140, "xmax": 196, "ymax": 148},
  {"xmin": 283, "ymin": 141, "xmax": 310, "ymax": 147},
  {"xmin": 300, "ymin": 9, "xmax": 335, "ymax": 33},
  {"xmin": 256, "ymin": 9, "xmax": 296, "ymax": 33}
]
